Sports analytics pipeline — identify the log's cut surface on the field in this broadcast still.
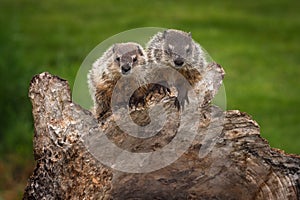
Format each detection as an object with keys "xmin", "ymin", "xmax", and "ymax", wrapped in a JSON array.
[{"xmin": 24, "ymin": 72, "xmax": 300, "ymax": 200}]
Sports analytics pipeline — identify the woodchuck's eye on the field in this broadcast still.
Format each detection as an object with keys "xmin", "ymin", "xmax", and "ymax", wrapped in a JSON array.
[
  {"xmin": 115, "ymin": 57, "xmax": 120, "ymax": 62},
  {"xmin": 186, "ymin": 45, "xmax": 191, "ymax": 53},
  {"xmin": 166, "ymin": 44, "xmax": 174, "ymax": 55},
  {"xmin": 132, "ymin": 56, "xmax": 137, "ymax": 63}
]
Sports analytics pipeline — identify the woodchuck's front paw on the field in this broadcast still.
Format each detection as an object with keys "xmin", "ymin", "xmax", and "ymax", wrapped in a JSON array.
[{"xmin": 174, "ymin": 84, "xmax": 190, "ymax": 111}]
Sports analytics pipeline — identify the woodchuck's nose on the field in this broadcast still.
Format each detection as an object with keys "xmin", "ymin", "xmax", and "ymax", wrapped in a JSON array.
[
  {"xmin": 174, "ymin": 58, "xmax": 184, "ymax": 67},
  {"xmin": 121, "ymin": 64, "xmax": 131, "ymax": 74}
]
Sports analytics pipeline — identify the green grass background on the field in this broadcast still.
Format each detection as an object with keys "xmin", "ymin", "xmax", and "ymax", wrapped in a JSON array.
[{"xmin": 0, "ymin": 0, "xmax": 299, "ymax": 198}]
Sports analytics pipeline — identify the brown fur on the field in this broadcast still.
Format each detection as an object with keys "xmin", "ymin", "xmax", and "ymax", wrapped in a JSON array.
[
  {"xmin": 88, "ymin": 42, "xmax": 148, "ymax": 121},
  {"xmin": 145, "ymin": 29, "xmax": 208, "ymax": 109}
]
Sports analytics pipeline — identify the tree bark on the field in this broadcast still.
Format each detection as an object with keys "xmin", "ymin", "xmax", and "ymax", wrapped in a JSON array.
[{"xmin": 23, "ymin": 72, "xmax": 300, "ymax": 200}]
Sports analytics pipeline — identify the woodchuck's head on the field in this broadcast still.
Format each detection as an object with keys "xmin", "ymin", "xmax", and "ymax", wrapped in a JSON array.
[
  {"xmin": 112, "ymin": 42, "xmax": 146, "ymax": 75},
  {"xmin": 161, "ymin": 29, "xmax": 193, "ymax": 69}
]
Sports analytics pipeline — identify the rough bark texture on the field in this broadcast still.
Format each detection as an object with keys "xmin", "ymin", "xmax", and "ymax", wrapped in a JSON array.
[
  {"xmin": 24, "ymin": 72, "xmax": 300, "ymax": 200},
  {"xmin": 24, "ymin": 73, "xmax": 112, "ymax": 200}
]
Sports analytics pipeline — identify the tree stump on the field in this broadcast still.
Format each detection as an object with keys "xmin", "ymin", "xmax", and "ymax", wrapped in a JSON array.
[{"xmin": 23, "ymin": 72, "xmax": 300, "ymax": 200}]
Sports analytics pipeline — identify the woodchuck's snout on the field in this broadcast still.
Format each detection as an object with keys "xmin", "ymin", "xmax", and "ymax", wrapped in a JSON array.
[
  {"xmin": 174, "ymin": 57, "xmax": 185, "ymax": 67},
  {"xmin": 118, "ymin": 49, "xmax": 140, "ymax": 75},
  {"xmin": 121, "ymin": 63, "xmax": 131, "ymax": 74}
]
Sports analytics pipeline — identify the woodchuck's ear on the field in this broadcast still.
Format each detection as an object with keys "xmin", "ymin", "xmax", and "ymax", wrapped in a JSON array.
[
  {"xmin": 162, "ymin": 30, "xmax": 168, "ymax": 39},
  {"xmin": 112, "ymin": 44, "xmax": 116, "ymax": 53},
  {"xmin": 188, "ymin": 32, "xmax": 192, "ymax": 37},
  {"xmin": 137, "ymin": 45, "xmax": 144, "ymax": 56}
]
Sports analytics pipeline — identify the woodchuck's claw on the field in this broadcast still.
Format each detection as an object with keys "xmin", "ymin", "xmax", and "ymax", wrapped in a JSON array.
[
  {"xmin": 162, "ymin": 86, "xmax": 171, "ymax": 95},
  {"xmin": 175, "ymin": 89, "xmax": 190, "ymax": 111},
  {"xmin": 174, "ymin": 97, "xmax": 189, "ymax": 111},
  {"xmin": 174, "ymin": 98, "xmax": 180, "ymax": 110}
]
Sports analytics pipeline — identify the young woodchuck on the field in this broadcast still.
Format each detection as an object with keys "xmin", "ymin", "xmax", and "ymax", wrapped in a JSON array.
[
  {"xmin": 146, "ymin": 29, "xmax": 225, "ymax": 109},
  {"xmin": 88, "ymin": 42, "xmax": 148, "ymax": 120}
]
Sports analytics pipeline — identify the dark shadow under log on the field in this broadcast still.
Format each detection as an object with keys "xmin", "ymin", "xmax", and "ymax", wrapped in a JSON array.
[{"xmin": 23, "ymin": 72, "xmax": 300, "ymax": 200}]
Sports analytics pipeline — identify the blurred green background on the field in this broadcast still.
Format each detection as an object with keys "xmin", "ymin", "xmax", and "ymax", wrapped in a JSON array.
[{"xmin": 0, "ymin": 0, "xmax": 299, "ymax": 199}]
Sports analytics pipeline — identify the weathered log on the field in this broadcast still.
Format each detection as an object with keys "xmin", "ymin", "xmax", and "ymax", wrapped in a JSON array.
[
  {"xmin": 24, "ymin": 73, "xmax": 112, "ymax": 200},
  {"xmin": 23, "ymin": 72, "xmax": 300, "ymax": 200}
]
